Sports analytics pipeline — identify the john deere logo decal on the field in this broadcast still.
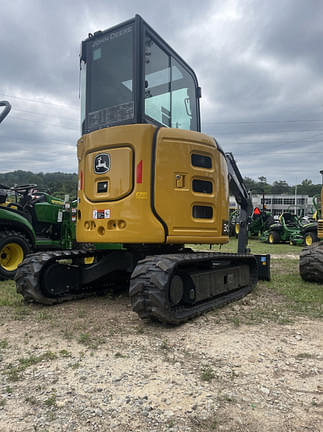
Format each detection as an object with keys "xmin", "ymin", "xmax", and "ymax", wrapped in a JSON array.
[{"xmin": 94, "ymin": 153, "xmax": 110, "ymax": 174}]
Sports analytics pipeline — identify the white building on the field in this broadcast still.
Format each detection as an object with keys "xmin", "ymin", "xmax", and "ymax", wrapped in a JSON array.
[{"xmin": 230, "ymin": 194, "xmax": 315, "ymax": 217}]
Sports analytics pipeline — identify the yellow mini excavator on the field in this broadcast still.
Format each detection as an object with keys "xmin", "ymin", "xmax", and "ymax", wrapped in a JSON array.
[{"xmin": 16, "ymin": 16, "xmax": 269, "ymax": 324}]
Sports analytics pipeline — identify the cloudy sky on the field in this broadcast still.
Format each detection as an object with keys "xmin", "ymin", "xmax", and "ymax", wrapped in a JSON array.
[{"xmin": 1, "ymin": 0, "xmax": 323, "ymax": 184}]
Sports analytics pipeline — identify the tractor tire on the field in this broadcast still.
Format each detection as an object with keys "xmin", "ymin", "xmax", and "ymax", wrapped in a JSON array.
[
  {"xmin": 263, "ymin": 215, "xmax": 275, "ymax": 231},
  {"xmin": 235, "ymin": 223, "xmax": 240, "ymax": 238},
  {"xmin": 300, "ymin": 242, "xmax": 323, "ymax": 283},
  {"xmin": 268, "ymin": 231, "xmax": 280, "ymax": 244},
  {"xmin": 0, "ymin": 230, "xmax": 31, "ymax": 280},
  {"xmin": 304, "ymin": 231, "xmax": 318, "ymax": 247}
]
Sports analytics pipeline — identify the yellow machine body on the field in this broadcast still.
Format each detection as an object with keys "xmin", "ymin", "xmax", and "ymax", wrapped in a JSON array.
[{"xmin": 77, "ymin": 124, "xmax": 229, "ymax": 245}]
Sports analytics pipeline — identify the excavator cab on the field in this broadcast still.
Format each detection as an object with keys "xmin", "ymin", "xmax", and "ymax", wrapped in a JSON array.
[
  {"xmin": 77, "ymin": 15, "xmax": 229, "ymax": 246},
  {"xmin": 80, "ymin": 15, "xmax": 201, "ymax": 135}
]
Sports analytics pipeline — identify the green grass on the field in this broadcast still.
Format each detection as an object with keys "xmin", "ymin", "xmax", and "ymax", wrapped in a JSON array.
[
  {"xmin": 44, "ymin": 392, "xmax": 57, "ymax": 409},
  {"xmin": 0, "ymin": 339, "xmax": 9, "ymax": 349},
  {"xmin": 0, "ymin": 280, "xmax": 23, "ymax": 307},
  {"xmin": 190, "ymin": 238, "xmax": 301, "ymax": 255},
  {"xmin": 206, "ymin": 255, "xmax": 322, "ymax": 326},
  {"xmin": 200, "ymin": 365, "xmax": 215, "ymax": 382},
  {"xmin": 77, "ymin": 332, "xmax": 105, "ymax": 350},
  {"xmin": 4, "ymin": 351, "xmax": 57, "ymax": 382},
  {"xmin": 267, "ymin": 259, "xmax": 323, "ymax": 318}
]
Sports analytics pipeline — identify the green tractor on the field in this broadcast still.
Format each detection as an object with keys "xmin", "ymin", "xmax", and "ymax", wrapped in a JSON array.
[
  {"xmin": 261, "ymin": 212, "xmax": 305, "ymax": 245},
  {"xmin": 232, "ymin": 207, "xmax": 274, "ymax": 238},
  {"xmin": 290, "ymin": 219, "xmax": 319, "ymax": 246},
  {"xmin": 248, "ymin": 207, "xmax": 274, "ymax": 237},
  {"xmin": 0, "ymin": 184, "xmax": 76, "ymax": 280},
  {"xmin": 0, "ymin": 100, "xmax": 76, "ymax": 279},
  {"xmin": 296, "ymin": 194, "xmax": 322, "ymax": 246}
]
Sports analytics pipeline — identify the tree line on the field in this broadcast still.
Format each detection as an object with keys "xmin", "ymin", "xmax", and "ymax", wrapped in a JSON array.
[
  {"xmin": 0, "ymin": 170, "xmax": 78, "ymax": 200},
  {"xmin": 0, "ymin": 171, "xmax": 321, "ymax": 199},
  {"xmin": 244, "ymin": 176, "xmax": 322, "ymax": 197}
]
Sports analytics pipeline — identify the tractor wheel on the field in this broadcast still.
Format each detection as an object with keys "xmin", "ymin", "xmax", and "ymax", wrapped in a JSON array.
[
  {"xmin": 300, "ymin": 242, "xmax": 323, "ymax": 283},
  {"xmin": 304, "ymin": 231, "xmax": 318, "ymax": 247},
  {"xmin": 235, "ymin": 223, "xmax": 240, "ymax": 238},
  {"xmin": 268, "ymin": 231, "xmax": 280, "ymax": 244},
  {"xmin": 0, "ymin": 231, "xmax": 31, "ymax": 280}
]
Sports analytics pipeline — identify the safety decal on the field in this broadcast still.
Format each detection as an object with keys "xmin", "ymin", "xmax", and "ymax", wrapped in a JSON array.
[{"xmin": 93, "ymin": 209, "xmax": 111, "ymax": 219}]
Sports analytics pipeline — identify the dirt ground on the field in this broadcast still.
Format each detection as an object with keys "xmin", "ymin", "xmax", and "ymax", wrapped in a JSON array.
[{"xmin": 0, "ymin": 269, "xmax": 322, "ymax": 431}]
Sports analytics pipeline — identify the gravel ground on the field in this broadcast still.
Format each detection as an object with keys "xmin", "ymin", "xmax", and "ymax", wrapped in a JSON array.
[{"xmin": 0, "ymin": 278, "xmax": 322, "ymax": 432}]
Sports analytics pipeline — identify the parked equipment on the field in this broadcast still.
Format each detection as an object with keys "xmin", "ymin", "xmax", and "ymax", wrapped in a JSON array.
[
  {"xmin": 261, "ymin": 210, "xmax": 319, "ymax": 246},
  {"xmin": 300, "ymin": 170, "xmax": 323, "ymax": 282},
  {"xmin": 16, "ymin": 16, "xmax": 269, "ymax": 324},
  {"xmin": 0, "ymin": 184, "xmax": 76, "ymax": 279},
  {"xmin": 261, "ymin": 212, "xmax": 303, "ymax": 244},
  {"xmin": 290, "ymin": 220, "xmax": 319, "ymax": 246},
  {"xmin": 234, "ymin": 207, "xmax": 274, "ymax": 238},
  {"xmin": 229, "ymin": 208, "xmax": 239, "ymax": 236},
  {"xmin": 297, "ymin": 194, "xmax": 321, "ymax": 246},
  {"xmin": 0, "ymin": 101, "xmax": 77, "ymax": 279}
]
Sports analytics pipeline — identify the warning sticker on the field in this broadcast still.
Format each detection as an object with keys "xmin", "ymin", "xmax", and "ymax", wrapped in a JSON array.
[{"xmin": 93, "ymin": 209, "xmax": 111, "ymax": 219}]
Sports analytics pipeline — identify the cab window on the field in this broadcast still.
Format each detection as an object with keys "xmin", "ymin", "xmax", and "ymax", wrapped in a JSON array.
[{"xmin": 144, "ymin": 35, "xmax": 198, "ymax": 131}]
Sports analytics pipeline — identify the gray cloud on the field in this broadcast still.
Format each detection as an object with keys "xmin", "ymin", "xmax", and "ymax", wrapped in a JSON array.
[{"xmin": 0, "ymin": 0, "xmax": 322, "ymax": 184}]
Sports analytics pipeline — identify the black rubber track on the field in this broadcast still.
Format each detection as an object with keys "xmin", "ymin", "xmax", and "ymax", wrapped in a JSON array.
[
  {"xmin": 15, "ymin": 249, "xmax": 91, "ymax": 304},
  {"xmin": 129, "ymin": 252, "xmax": 258, "ymax": 325},
  {"xmin": 299, "ymin": 242, "xmax": 323, "ymax": 283}
]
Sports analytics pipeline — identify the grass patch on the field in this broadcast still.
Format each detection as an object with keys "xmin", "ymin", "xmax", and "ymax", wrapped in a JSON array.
[
  {"xmin": 44, "ymin": 393, "xmax": 57, "ymax": 409},
  {"xmin": 231, "ymin": 317, "xmax": 240, "ymax": 327},
  {"xmin": 295, "ymin": 352, "xmax": 315, "ymax": 360},
  {"xmin": 200, "ymin": 365, "xmax": 215, "ymax": 382},
  {"xmin": 189, "ymin": 238, "xmax": 301, "ymax": 255},
  {"xmin": 0, "ymin": 280, "xmax": 23, "ymax": 307},
  {"xmin": 36, "ymin": 310, "xmax": 52, "ymax": 321},
  {"xmin": 25, "ymin": 395, "xmax": 39, "ymax": 405},
  {"xmin": 268, "ymin": 258, "xmax": 323, "ymax": 318},
  {"xmin": 189, "ymin": 413, "xmax": 218, "ymax": 431},
  {"xmin": 215, "ymin": 257, "xmax": 322, "ymax": 326},
  {"xmin": 0, "ymin": 339, "xmax": 8, "ymax": 349},
  {"xmin": 68, "ymin": 361, "xmax": 80, "ymax": 369},
  {"xmin": 3, "ymin": 351, "xmax": 57, "ymax": 382},
  {"xmin": 160, "ymin": 339, "xmax": 170, "ymax": 350},
  {"xmin": 13, "ymin": 306, "xmax": 32, "ymax": 320},
  {"xmin": 18, "ymin": 351, "xmax": 57, "ymax": 368},
  {"xmin": 114, "ymin": 352, "xmax": 127, "ymax": 358},
  {"xmin": 78, "ymin": 332, "xmax": 105, "ymax": 350},
  {"xmin": 59, "ymin": 349, "xmax": 72, "ymax": 358}
]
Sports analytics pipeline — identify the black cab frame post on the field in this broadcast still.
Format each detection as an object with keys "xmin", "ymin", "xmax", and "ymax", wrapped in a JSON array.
[{"xmin": 0, "ymin": 101, "xmax": 11, "ymax": 124}]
